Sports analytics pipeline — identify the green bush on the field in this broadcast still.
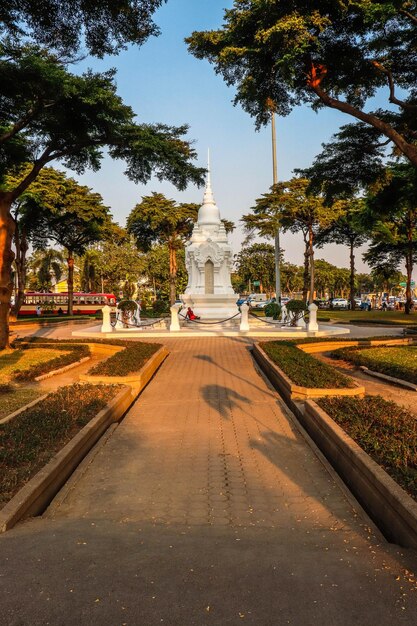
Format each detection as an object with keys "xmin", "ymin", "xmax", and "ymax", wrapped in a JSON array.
[
  {"xmin": 88, "ymin": 341, "xmax": 161, "ymax": 376},
  {"xmin": 330, "ymin": 345, "xmax": 417, "ymax": 384},
  {"xmin": 0, "ymin": 383, "xmax": 121, "ymax": 506},
  {"xmin": 264, "ymin": 302, "xmax": 281, "ymax": 319},
  {"xmin": 152, "ymin": 299, "xmax": 169, "ymax": 316},
  {"xmin": 317, "ymin": 396, "xmax": 417, "ymax": 501},
  {"xmin": 286, "ymin": 300, "xmax": 307, "ymax": 314},
  {"xmin": 261, "ymin": 341, "xmax": 354, "ymax": 388},
  {"xmin": 12, "ymin": 344, "xmax": 90, "ymax": 381}
]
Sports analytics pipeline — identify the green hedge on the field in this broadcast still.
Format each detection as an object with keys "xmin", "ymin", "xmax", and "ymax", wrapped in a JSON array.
[
  {"xmin": 12, "ymin": 344, "xmax": 90, "ymax": 381},
  {"xmin": 88, "ymin": 341, "xmax": 161, "ymax": 376},
  {"xmin": 0, "ymin": 383, "xmax": 121, "ymax": 506},
  {"xmin": 317, "ymin": 396, "xmax": 417, "ymax": 501},
  {"xmin": 260, "ymin": 341, "xmax": 354, "ymax": 388},
  {"xmin": 331, "ymin": 345, "xmax": 417, "ymax": 384}
]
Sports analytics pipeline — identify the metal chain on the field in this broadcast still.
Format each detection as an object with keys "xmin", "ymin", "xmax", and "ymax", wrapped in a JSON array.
[{"xmin": 178, "ymin": 312, "xmax": 240, "ymax": 325}]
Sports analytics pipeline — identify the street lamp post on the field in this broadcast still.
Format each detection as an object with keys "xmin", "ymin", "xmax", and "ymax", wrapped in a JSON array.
[{"xmin": 271, "ymin": 111, "xmax": 281, "ymax": 303}]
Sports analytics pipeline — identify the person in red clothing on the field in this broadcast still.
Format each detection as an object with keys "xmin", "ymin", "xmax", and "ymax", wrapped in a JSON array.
[{"xmin": 186, "ymin": 307, "xmax": 200, "ymax": 320}]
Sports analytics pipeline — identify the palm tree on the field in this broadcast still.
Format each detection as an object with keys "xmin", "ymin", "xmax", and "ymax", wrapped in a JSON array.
[{"xmin": 27, "ymin": 249, "xmax": 65, "ymax": 292}]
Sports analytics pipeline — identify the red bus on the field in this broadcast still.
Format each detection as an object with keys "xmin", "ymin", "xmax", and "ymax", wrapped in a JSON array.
[{"xmin": 19, "ymin": 292, "xmax": 117, "ymax": 316}]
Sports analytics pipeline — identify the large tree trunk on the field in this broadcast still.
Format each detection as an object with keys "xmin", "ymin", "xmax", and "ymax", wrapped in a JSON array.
[
  {"xmin": 11, "ymin": 226, "xmax": 28, "ymax": 320},
  {"xmin": 349, "ymin": 240, "xmax": 356, "ymax": 310},
  {"xmin": 308, "ymin": 226, "xmax": 315, "ymax": 303},
  {"xmin": 405, "ymin": 247, "xmax": 413, "ymax": 315},
  {"xmin": 302, "ymin": 238, "xmax": 309, "ymax": 304},
  {"xmin": 274, "ymin": 229, "xmax": 281, "ymax": 302},
  {"xmin": 0, "ymin": 192, "xmax": 15, "ymax": 349},
  {"xmin": 67, "ymin": 252, "xmax": 74, "ymax": 316},
  {"xmin": 168, "ymin": 244, "xmax": 177, "ymax": 306}
]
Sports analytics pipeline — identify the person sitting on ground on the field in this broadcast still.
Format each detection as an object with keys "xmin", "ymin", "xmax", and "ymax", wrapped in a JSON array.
[{"xmin": 186, "ymin": 306, "xmax": 200, "ymax": 320}]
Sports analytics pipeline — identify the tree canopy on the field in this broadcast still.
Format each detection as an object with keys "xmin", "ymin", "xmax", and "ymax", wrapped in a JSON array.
[
  {"xmin": 187, "ymin": 1, "xmax": 417, "ymax": 168},
  {"xmin": 1, "ymin": 1, "xmax": 166, "ymax": 58},
  {"xmin": 127, "ymin": 192, "xmax": 199, "ymax": 304}
]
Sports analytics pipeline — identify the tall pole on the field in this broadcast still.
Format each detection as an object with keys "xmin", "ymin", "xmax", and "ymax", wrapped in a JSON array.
[{"xmin": 271, "ymin": 111, "xmax": 281, "ymax": 303}]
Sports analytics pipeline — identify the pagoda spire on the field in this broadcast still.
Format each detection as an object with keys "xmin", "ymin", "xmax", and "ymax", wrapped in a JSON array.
[{"xmin": 203, "ymin": 148, "xmax": 215, "ymax": 205}]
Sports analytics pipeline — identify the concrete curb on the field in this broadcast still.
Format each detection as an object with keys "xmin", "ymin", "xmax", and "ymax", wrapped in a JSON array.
[
  {"xmin": 252, "ymin": 343, "xmax": 364, "ymax": 401},
  {"xmin": 298, "ymin": 337, "xmax": 416, "ymax": 354},
  {"xmin": 79, "ymin": 345, "xmax": 169, "ymax": 392},
  {"xmin": 0, "ymin": 386, "xmax": 133, "ymax": 533},
  {"xmin": 0, "ymin": 394, "xmax": 49, "ymax": 425},
  {"xmin": 303, "ymin": 399, "xmax": 417, "ymax": 549},
  {"xmin": 359, "ymin": 365, "xmax": 417, "ymax": 391},
  {"xmin": 34, "ymin": 355, "xmax": 91, "ymax": 381}
]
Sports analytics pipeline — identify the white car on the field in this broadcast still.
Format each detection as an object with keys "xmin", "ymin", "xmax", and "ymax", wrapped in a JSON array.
[{"xmin": 331, "ymin": 298, "xmax": 348, "ymax": 309}]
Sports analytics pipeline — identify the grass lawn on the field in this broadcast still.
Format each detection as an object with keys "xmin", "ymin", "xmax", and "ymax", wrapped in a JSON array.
[
  {"xmin": 317, "ymin": 309, "xmax": 417, "ymax": 325},
  {"xmin": 331, "ymin": 345, "xmax": 417, "ymax": 384},
  {"xmin": 0, "ymin": 348, "xmax": 72, "ymax": 383},
  {"xmin": 0, "ymin": 387, "xmax": 43, "ymax": 420}
]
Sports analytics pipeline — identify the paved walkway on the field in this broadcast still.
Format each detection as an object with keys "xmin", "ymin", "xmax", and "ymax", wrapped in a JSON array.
[{"xmin": 1, "ymin": 336, "xmax": 417, "ymax": 625}]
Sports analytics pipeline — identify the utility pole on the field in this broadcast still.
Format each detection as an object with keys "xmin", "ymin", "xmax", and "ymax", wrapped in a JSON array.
[{"xmin": 271, "ymin": 111, "xmax": 281, "ymax": 303}]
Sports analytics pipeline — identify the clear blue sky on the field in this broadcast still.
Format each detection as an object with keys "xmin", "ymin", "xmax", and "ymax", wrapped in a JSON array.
[{"xmin": 68, "ymin": 0, "xmax": 390, "ymax": 274}]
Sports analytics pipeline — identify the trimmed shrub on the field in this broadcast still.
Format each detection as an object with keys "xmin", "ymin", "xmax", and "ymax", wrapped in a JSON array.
[
  {"xmin": 317, "ymin": 395, "xmax": 417, "ymax": 501},
  {"xmin": 88, "ymin": 341, "xmax": 161, "ymax": 376},
  {"xmin": 285, "ymin": 300, "xmax": 308, "ymax": 326},
  {"xmin": 0, "ymin": 383, "xmax": 121, "ymax": 506},
  {"xmin": 265, "ymin": 302, "xmax": 281, "ymax": 320},
  {"xmin": 117, "ymin": 299, "xmax": 137, "ymax": 313},
  {"xmin": 260, "ymin": 341, "xmax": 355, "ymax": 388}
]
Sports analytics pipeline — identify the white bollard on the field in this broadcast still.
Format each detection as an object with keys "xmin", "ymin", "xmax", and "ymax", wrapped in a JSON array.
[
  {"xmin": 297, "ymin": 312, "xmax": 307, "ymax": 328},
  {"xmin": 307, "ymin": 302, "xmax": 319, "ymax": 332},
  {"xmin": 115, "ymin": 307, "xmax": 124, "ymax": 329},
  {"xmin": 170, "ymin": 304, "xmax": 181, "ymax": 331},
  {"xmin": 281, "ymin": 304, "xmax": 287, "ymax": 324},
  {"xmin": 239, "ymin": 302, "xmax": 250, "ymax": 332},
  {"xmin": 101, "ymin": 305, "xmax": 113, "ymax": 333}
]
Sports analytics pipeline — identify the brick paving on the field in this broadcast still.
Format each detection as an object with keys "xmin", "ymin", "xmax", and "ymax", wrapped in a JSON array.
[{"xmin": 49, "ymin": 337, "xmax": 354, "ymax": 531}]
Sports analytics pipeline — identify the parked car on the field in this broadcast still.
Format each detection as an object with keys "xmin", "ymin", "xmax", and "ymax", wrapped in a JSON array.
[
  {"xmin": 280, "ymin": 296, "xmax": 290, "ymax": 305},
  {"xmin": 236, "ymin": 297, "xmax": 249, "ymax": 306},
  {"xmin": 314, "ymin": 299, "xmax": 330, "ymax": 309},
  {"xmin": 256, "ymin": 298, "xmax": 276, "ymax": 309},
  {"xmin": 331, "ymin": 298, "xmax": 348, "ymax": 309}
]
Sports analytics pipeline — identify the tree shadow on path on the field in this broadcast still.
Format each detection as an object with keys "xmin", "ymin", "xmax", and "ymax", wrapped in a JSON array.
[{"xmin": 201, "ymin": 384, "xmax": 252, "ymax": 420}]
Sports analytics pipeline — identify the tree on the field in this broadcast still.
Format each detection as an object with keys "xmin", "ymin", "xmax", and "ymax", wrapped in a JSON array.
[
  {"xmin": 370, "ymin": 264, "xmax": 406, "ymax": 296},
  {"xmin": 27, "ymin": 248, "xmax": 65, "ymax": 292},
  {"xmin": 316, "ymin": 201, "xmax": 368, "ymax": 309},
  {"xmin": 245, "ymin": 178, "xmax": 335, "ymax": 302},
  {"xmin": 0, "ymin": 47, "xmax": 204, "ymax": 347},
  {"xmin": 280, "ymin": 261, "xmax": 303, "ymax": 297},
  {"xmin": 187, "ymin": 2, "xmax": 417, "ymax": 168},
  {"xmin": 363, "ymin": 163, "xmax": 417, "ymax": 313},
  {"xmin": 235, "ymin": 243, "xmax": 276, "ymax": 294},
  {"xmin": 5, "ymin": 165, "xmax": 68, "ymax": 317},
  {"xmin": 86, "ymin": 228, "xmax": 146, "ymax": 296},
  {"xmin": 142, "ymin": 244, "xmax": 189, "ymax": 304},
  {"xmin": 1, "ymin": 1, "xmax": 166, "ymax": 58},
  {"xmin": 127, "ymin": 193, "xmax": 199, "ymax": 305},
  {"xmin": 29, "ymin": 172, "xmax": 111, "ymax": 315}
]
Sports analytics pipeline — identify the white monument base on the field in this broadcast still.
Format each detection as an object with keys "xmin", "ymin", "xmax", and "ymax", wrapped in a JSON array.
[{"xmin": 180, "ymin": 293, "xmax": 238, "ymax": 320}]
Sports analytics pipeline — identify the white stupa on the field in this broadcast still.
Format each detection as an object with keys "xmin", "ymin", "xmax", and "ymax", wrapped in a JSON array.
[{"xmin": 181, "ymin": 154, "xmax": 238, "ymax": 319}]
